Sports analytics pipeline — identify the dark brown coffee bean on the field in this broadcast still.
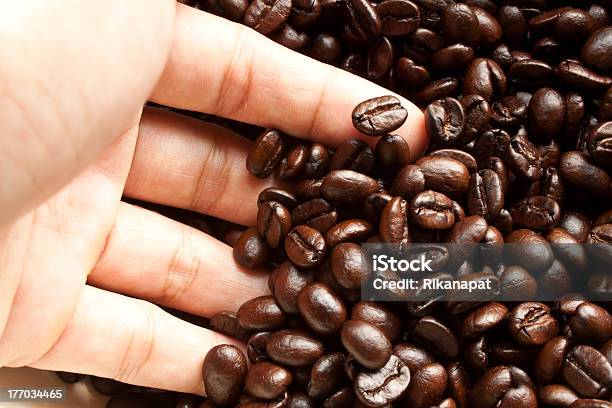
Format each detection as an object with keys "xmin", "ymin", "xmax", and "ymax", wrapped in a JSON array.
[
  {"xmin": 379, "ymin": 196, "xmax": 410, "ymax": 245},
  {"xmin": 247, "ymin": 332, "xmax": 272, "ymax": 363},
  {"xmin": 346, "ymin": 0, "xmax": 382, "ymax": 42},
  {"xmin": 526, "ymin": 88, "xmax": 565, "ymax": 144},
  {"xmin": 271, "ymin": 24, "xmax": 311, "ymax": 50},
  {"xmin": 563, "ymin": 345, "xmax": 612, "ymax": 398},
  {"xmin": 473, "ymin": 6, "xmax": 502, "ymax": 47},
  {"xmin": 322, "ymin": 386, "xmax": 355, "ymax": 407},
  {"xmin": 558, "ymin": 59, "xmax": 612, "ymax": 94},
  {"xmin": 587, "ymin": 121, "xmax": 612, "ymax": 167},
  {"xmin": 442, "ymin": 3, "xmax": 481, "ymax": 48},
  {"xmin": 298, "ymin": 282, "xmax": 347, "ymax": 335},
  {"xmin": 277, "ymin": 144, "xmax": 308, "ymax": 180},
  {"xmin": 352, "ymin": 96, "xmax": 408, "ymax": 136},
  {"xmin": 354, "ymin": 355, "xmax": 410, "ymax": 407},
  {"xmin": 258, "ymin": 188, "xmax": 299, "ymax": 210},
  {"xmin": 266, "ymin": 330, "xmax": 325, "ymax": 366},
  {"xmin": 304, "ymin": 143, "xmax": 331, "ymax": 178},
  {"xmin": 396, "ymin": 57, "xmax": 430, "ymax": 88},
  {"xmin": 324, "ymin": 219, "xmax": 373, "ymax": 248},
  {"xmin": 295, "ymin": 178, "xmax": 323, "ymax": 201},
  {"xmin": 244, "ymin": 0, "xmax": 292, "ymax": 34},
  {"xmin": 464, "ymin": 336, "xmax": 489, "ymax": 373},
  {"xmin": 291, "ymin": 198, "xmax": 337, "ymax": 234},
  {"xmin": 307, "ymin": 352, "xmax": 346, "ymax": 400},
  {"xmin": 461, "ymin": 95, "xmax": 491, "ymax": 143},
  {"xmin": 571, "ymin": 399, "xmax": 612, "ymax": 408},
  {"xmin": 375, "ymin": 134, "xmax": 411, "ymax": 178},
  {"xmin": 403, "ymin": 363, "xmax": 447, "ymax": 408},
  {"xmin": 474, "ymin": 129, "xmax": 511, "ymax": 161},
  {"xmin": 468, "ymin": 169, "xmax": 504, "ymax": 220},
  {"xmin": 210, "ymin": 311, "xmax": 252, "ymax": 341},
  {"xmin": 274, "ymin": 261, "xmax": 314, "ymax": 314},
  {"xmin": 554, "ymin": 9, "xmax": 596, "ymax": 43},
  {"xmin": 464, "ymin": 58, "xmax": 507, "ymax": 102},
  {"xmin": 506, "ymin": 228, "xmax": 555, "ymax": 270},
  {"xmin": 322, "ymin": 170, "xmax": 380, "ymax": 207},
  {"xmin": 511, "ymin": 195, "xmax": 561, "ymax": 232},
  {"xmin": 416, "ymin": 156, "xmax": 470, "ymax": 197},
  {"xmin": 367, "ymin": 37, "xmax": 394, "ymax": 80},
  {"xmin": 258, "ymin": 201, "xmax": 292, "ymax": 248},
  {"xmin": 351, "ymin": 302, "xmax": 401, "ymax": 342},
  {"xmin": 376, "ymin": 0, "xmax": 420, "ymax": 36},
  {"xmin": 392, "ymin": 343, "xmax": 434, "ymax": 374},
  {"xmin": 391, "ymin": 164, "xmax": 425, "ymax": 200},
  {"xmin": 535, "ymin": 336, "xmax": 570, "ymax": 385},
  {"xmin": 413, "ymin": 77, "xmax": 460, "ymax": 105},
  {"xmin": 309, "ymin": 32, "xmax": 341, "ymax": 63},
  {"xmin": 509, "ymin": 302, "xmax": 559, "ymax": 347},
  {"xmin": 569, "ymin": 302, "xmax": 612, "ymax": 345},
  {"xmin": 545, "ymin": 228, "xmax": 587, "ymax": 271},
  {"xmin": 540, "ymin": 384, "xmax": 579, "ymax": 408},
  {"xmin": 559, "ymin": 212, "xmax": 592, "ymax": 243},
  {"xmin": 431, "ymin": 44, "xmax": 475, "ymax": 75},
  {"xmin": 461, "ymin": 302, "xmax": 508, "ymax": 339},
  {"xmin": 204, "ymin": 345, "xmax": 248, "ymax": 406},
  {"xmin": 330, "ymin": 243, "xmax": 369, "ymax": 289},
  {"xmin": 330, "ymin": 138, "xmax": 374, "ymax": 175},
  {"xmin": 410, "ymin": 190, "xmax": 455, "ymax": 230},
  {"xmin": 560, "ymin": 151, "xmax": 610, "ymax": 198},
  {"xmin": 489, "ymin": 96, "xmax": 527, "ymax": 132},
  {"xmin": 245, "ymin": 362, "xmax": 293, "ymax": 400},
  {"xmin": 446, "ymin": 215, "xmax": 488, "ymax": 244},
  {"xmin": 492, "ymin": 208, "xmax": 513, "ymax": 235},
  {"xmin": 341, "ymin": 319, "xmax": 392, "ymax": 369},
  {"xmin": 285, "ymin": 225, "xmax": 326, "ymax": 268},
  {"xmin": 500, "ymin": 265, "xmax": 538, "ymax": 300},
  {"xmin": 582, "ymin": 27, "xmax": 612, "ymax": 74},
  {"xmin": 238, "ymin": 296, "xmax": 286, "ymax": 331},
  {"xmin": 247, "ymin": 130, "xmax": 285, "ymax": 178},
  {"xmin": 234, "ymin": 227, "xmax": 269, "ymax": 269},
  {"xmin": 497, "ymin": 6, "xmax": 526, "ymax": 47},
  {"xmin": 446, "ymin": 362, "xmax": 470, "ymax": 408},
  {"xmin": 290, "ymin": 0, "xmax": 321, "ymax": 28},
  {"xmin": 598, "ymin": 87, "xmax": 612, "ymax": 121},
  {"xmin": 411, "ymin": 316, "xmax": 459, "ymax": 358},
  {"xmin": 429, "ymin": 149, "xmax": 478, "ymax": 174},
  {"xmin": 425, "ymin": 98, "xmax": 465, "ymax": 146}
]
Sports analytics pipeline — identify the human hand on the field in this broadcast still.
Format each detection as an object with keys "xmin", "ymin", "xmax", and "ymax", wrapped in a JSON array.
[{"xmin": 0, "ymin": 0, "xmax": 426, "ymax": 394}]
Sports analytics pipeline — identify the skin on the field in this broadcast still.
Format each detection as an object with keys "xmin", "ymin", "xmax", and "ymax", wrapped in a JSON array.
[{"xmin": 0, "ymin": 0, "xmax": 427, "ymax": 395}]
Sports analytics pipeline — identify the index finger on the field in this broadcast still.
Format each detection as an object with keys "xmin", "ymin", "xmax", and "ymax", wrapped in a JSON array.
[{"xmin": 152, "ymin": 4, "xmax": 427, "ymax": 157}]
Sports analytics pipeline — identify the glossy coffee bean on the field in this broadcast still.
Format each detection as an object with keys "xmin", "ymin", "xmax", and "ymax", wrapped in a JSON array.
[
  {"xmin": 468, "ymin": 169, "xmax": 504, "ymax": 220},
  {"xmin": 535, "ymin": 336, "xmax": 570, "ymax": 385},
  {"xmin": 511, "ymin": 195, "xmax": 561, "ymax": 232},
  {"xmin": 245, "ymin": 362, "xmax": 293, "ymax": 400},
  {"xmin": 391, "ymin": 164, "xmax": 425, "ymax": 200},
  {"xmin": 559, "ymin": 212, "xmax": 592, "ymax": 243},
  {"xmin": 346, "ymin": 0, "xmax": 382, "ymax": 42},
  {"xmin": 411, "ymin": 316, "xmax": 459, "ymax": 359},
  {"xmin": 277, "ymin": 144, "xmax": 308, "ymax": 180},
  {"xmin": 266, "ymin": 330, "xmax": 324, "ymax": 366},
  {"xmin": 201, "ymin": 0, "xmax": 248, "ymax": 21},
  {"xmin": 557, "ymin": 59, "xmax": 612, "ymax": 94},
  {"xmin": 291, "ymin": 198, "xmax": 337, "ymax": 234},
  {"xmin": 295, "ymin": 178, "xmax": 323, "ymax": 201},
  {"xmin": 244, "ymin": 0, "xmax": 292, "ymax": 34},
  {"xmin": 305, "ymin": 143, "xmax": 331, "ymax": 178},
  {"xmin": 461, "ymin": 302, "xmax": 508, "ymax": 339},
  {"xmin": 412, "ymin": 77, "xmax": 460, "ymax": 105},
  {"xmin": 396, "ymin": 57, "xmax": 430, "ymax": 88},
  {"xmin": 322, "ymin": 386, "xmax": 355, "ymax": 407},
  {"xmin": 354, "ymin": 355, "xmax": 410, "ymax": 406},
  {"xmin": 415, "ymin": 156, "xmax": 470, "ymax": 197},
  {"xmin": 379, "ymin": 196, "xmax": 410, "ymax": 245},
  {"xmin": 340, "ymin": 319, "xmax": 392, "ymax": 369},
  {"xmin": 500, "ymin": 265, "xmax": 538, "ymax": 300},
  {"xmin": 471, "ymin": 366, "xmax": 537, "ymax": 408},
  {"xmin": 247, "ymin": 129, "xmax": 285, "ymax": 178},
  {"xmin": 258, "ymin": 201, "xmax": 292, "ymax": 248},
  {"xmin": 210, "ymin": 311, "xmax": 252, "ymax": 341},
  {"xmin": 473, "ymin": 6, "xmax": 502, "ymax": 47},
  {"xmin": 442, "ymin": 3, "xmax": 481, "ymax": 48},
  {"xmin": 410, "ymin": 190, "xmax": 455, "ymax": 230},
  {"xmin": 352, "ymin": 96, "xmax": 408, "ymax": 136},
  {"xmin": 258, "ymin": 188, "xmax": 299, "ymax": 210},
  {"xmin": 403, "ymin": 363, "xmax": 448, "ymax": 408},
  {"xmin": 330, "ymin": 243, "xmax": 369, "ymax": 289},
  {"xmin": 376, "ymin": 0, "xmax": 420, "ymax": 37},
  {"xmin": 582, "ymin": 27, "xmax": 612, "ymax": 74},
  {"xmin": 429, "ymin": 149, "xmax": 478, "ymax": 173},
  {"xmin": 247, "ymin": 331, "xmax": 272, "ymax": 363},
  {"xmin": 375, "ymin": 134, "xmax": 411, "ymax": 178},
  {"xmin": 446, "ymin": 362, "xmax": 470, "ymax": 408},
  {"xmin": 461, "ymin": 94, "xmax": 491, "ymax": 143},
  {"xmin": 321, "ymin": 170, "xmax": 380, "ymax": 207},
  {"xmin": 271, "ymin": 24, "xmax": 311, "ymax": 50},
  {"xmin": 298, "ymin": 282, "xmax": 347, "ymax": 335},
  {"xmin": 464, "ymin": 58, "xmax": 507, "ymax": 102},
  {"xmin": 431, "ymin": 44, "xmax": 475, "ymax": 75},
  {"xmin": 559, "ymin": 151, "xmax": 610, "ymax": 198},
  {"xmin": 587, "ymin": 121, "xmax": 612, "ymax": 167},
  {"xmin": 307, "ymin": 352, "xmax": 346, "ymax": 400},
  {"xmin": 569, "ymin": 302, "xmax": 612, "ymax": 345},
  {"xmin": 203, "ymin": 345, "xmax": 248, "ymax": 406},
  {"xmin": 330, "ymin": 138, "xmax": 375, "ymax": 175},
  {"xmin": 324, "ymin": 219, "xmax": 373, "ymax": 248},
  {"xmin": 309, "ymin": 33, "xmax": 341, "ymax": 63},
  {"xmin": 563, "ymin": 345, "xmax": 612, "ymax": 398},
  {"xmin": 285, "ymin": 225, "xmax": 326, "ymax": 268},
  {"xmin": 509, "ymin": 302, "xmax": 559, "ymax": 347},
  {"xmin": 528, "ymin": 87, "xmax": 566, "ymax": 143},
  {"xmin": 238, "ymin": 296, "xmax": 286, "ymax": 331},
  {"xmin": 504, "ymin": 132, "xmax": 543, "ymax": 180},
  {"xmin": 425, "ymin": 97, "xmax": 465, "ymax": 146},
  {"xmin": 540, "ymin": 384, "xmax": 579, "ymax": 408},
  {"xmin": 571, "ymin": 399, "xmax": 612, "ymax": 408},
  {"xmin": 234, "ymin": 227, "xmax": 269, "ymax": 269},
  {"xmin": 274, "ymin": 261, "xmax": 314, "ymax": 314},
  {"xmin": 352, "ymin": 302, "xmax": 401, "ymax": 342}
]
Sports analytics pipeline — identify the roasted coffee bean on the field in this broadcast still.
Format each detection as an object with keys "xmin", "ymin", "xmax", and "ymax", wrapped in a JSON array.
[
  {"xmin": 468, "ymin": 169, "xmax": 504, "ymax": 220},
  {"xmin": 322, "ymin": 386, "xmax": 355, "ymax": 407},
  {"xmin": 587, "ymin": 223, "xmax": 612, "ymax": 262},
  {"xmin": 490, "ymin": 96, "xmax": 527, "ymax": 132},
  {"xmin": 403, "ymin": 363, "xmax": 448, "ymax": 408},
  {"xmin": 375, "ymin": 134, "xmax": 411, "ymax": 178},
  {"xmin": 258, "ymin": 201, "xmax": 292, "ymax": 248},
  {"xmin": 201, "ymin": 0, "xmax": 248, "ymax": 21},
  {"xmin": 290, "ymin": 0, "xmax": 321, "ymax": 27},
  {"xmin": 535, "ymin": 336, "xmax": 570, "ymax": 385},
  {"xmin": 346, "ymin": 0, "xmax": 382, "ymax": 42},
  {"xmin": 247, "ymin": 130, "xmax": 285, "ymax": 178},
  {"xmin": 464, "ymin": 336, "xmax": 489, "ymax": 373},
  {"xmin": 233, "ymin": 227, "xmax": 269, "ymax": 269},
  {"xmin": 298, "ymin": 282, "xmax": 347, "ymax": 335},
  {"xmin": 461, "ymin": 95, "xmax": 491, "ymax": 143},
  {"xmin": 540, "ymin": 384, "xmax": 580, "ymax": 408},
  {"xmin": 210, "ymin": 311, "xmax": 252, "ymax": 342},
  {"xmin": 509, "ymin": 302, "xmax": 559, "ymax": 347},
  {"xmin": 559, "ymin": 212, "xmax": 592, "ymax": 243},
  {"xmin": 203, "ymin": 345, "xmax": 248, "ymax": 406},
  {"xmin": 270, "ymin": 24, "xmax": 311, "ymax": 50},
  {"xmin": 310, "ymin": 33, "xmax": 342, "ymax": 63},
  {"xmin": 283, "ymin": 226, "xmax": 326, "ymax": 269},
  {"xmin": 497, "ymin": 6, "xmax": 527, "ymax": 47},
  {"xmin": 291, "ymin": 198, "xmax": 337, "ymax": 234},
  {"xmin": 569, "ymin": 302, "xmax": 612, "ymax": 345},
  {"xmin": 473, "ymin": 7, "xmax": 502, "ymax": 47},
  {"xmin": 500, "ymin": 265, "xmax": 538, "ymax": 300},
  {"xmin": 376, "ymin": 0, "xmax": 420, "ymax": 37},
  {"xmin": 411, "ymin": 316, "xmax": 459, "ymax": 358},
  {"xmin": 504, "ymin": 132, "xmax": 543, "ymax": 180},
  {"xmin": 341, "ymin": 319, "xmax": 392, "ymax": 369},
  {"xmin": 266, "ymin": 330, "xmax": 325, "ymax": 366},
  {"xmin": 390, "ymin": 164, "xmax": 425, "ymax": 200},
  {"xmin": 322, "ymin": 170, "xmax": 379, "ymax": 207},
  {"xmin": 442, "ymin": 3, "xmax": 481, "ymax": 48},
  {"xmin": 330, "ymin": 243, "xmax": 369, "ymax": 289},
  {"xmin": 582, "ymin": 27, "xmax": 612, "ymax": 74},
  {"xmin": 571, "ymin": 399, "xmax": 612, "ymax": 408},
  {"xmin": 330, "ymin": 138, "xmax": 375, "ymax": 175},
  {"xmin": 557, "ymin": 59, "xmax": 612, "ymax": 94},
  {"xmin": 354, "ymin": 355, "xmax": 410, "ymax": 406},
  {"xmin": 55, "ymin": 372, "xmax": 85, "ymax": 384},
  {"xmin": 379, "ymin": 196, "xmax": 410, "ymax": 245},
  {"xmin": 559, "ymin": 151, "xmax": 610, "ymax": 198},
  {"xmin": 324, "ymin": 219, "xmax": 373, "ymax": 248},
  {"xmin": 305, "ymin": 143, "xmax": 331, "ymax": 178},
  {"xmin": 507, "ymin": 228, "xmax": 555, "ymax": 270},
  {"xmin": 425, "ymin": 97, "xmax": 465, "ymax": 146},
  {"xmin": 352, "ymin": 302, "xmax": 401, "ymax": 342},
  {"xmin": 258, "ymin": 188, "xmax": 299, "ymax": 210},
  {"xmin": 446, "ymin": 362, "xmax": 470, "ymax": 408},
  {"xmin": 430, "ymin": 149, "xmax": 478, "ymax": 173},
  {"xmin": 587, "ymin": 121, "xmax": 612, "ymax": 167},
  {"xmin": 464, "ymin": 58, "xmax": 507, "ymax": 102},
  {"xmin": 598, "ymin": 87, "xmax": 612, "ymax": 121},
  {"xmin": 244, "ymin": 0, "xmax": 292, "ymax": 35},
  {"xmin": 392, "ymin": 342, "xmax": 434, "ymax": 373},
  {"xmin": 528, "ymin": 88, "xmax": 566, "ymax": 143},
  {"xmin": 410, "ymin": 190, "xmax": 455, "ymax": 230},
  {"xmin": 277, "ymin": 144, "xmax": 308, "ymax": 180},
  {"xmin": 431, "ymin": 44, "xmax": 475, "ymax": 75},
  {"xmin": 511, "ymin": 195, "xmax": 561, "ymax": 232},
  {"xmin": 352, "ymin": 96, "xmax": 408, "ymax": 136},
  {"xmin": 554, "ymin": 9, "xmax": 596, "ymax": 43},
  {"xmin": 446, "ymin": 215, "xmax": 488, "ymax": 244},
  {"xmin": 238, "ymin": 296, "xmax": 286, "ymax": 331},
  {"xmin": 563, "ymin": 345, "xmax": 612, "ymax": 398},
  {"xmin": 247, "ymin": 332, "xmax": 272, "ymax": 363},
  {"xmin": 471, "ymin": 366, "xmax": 537, "ymax": 408},
  {"xmin": 367, "ymin": 37, "xmax": 394, "ymax": 80},
  {"xmin": 295, "ymin": 178, "xmax": 323, "ymax": 201},
  {"xmin": 245, "ymin": 362, "xmax": 293, "ymax": 400},
  {"xmin": 461, "ymin": 302, "xmax": 508, "ymax": 339},
  {"xmin": 416, "ymin": 156, "xmax": 470, "ymax": 196},
  {"xmin": 413, "ymin": 77, "xmax": 460, "ymax": 105},
  {"xmin": 396, "ymin": 57, "xmax": 430, "ymax": 87},
  {"xmin": 274, "ymin": 261, "xmax": 314, "ymax": 314},
  {"xmin": 307, "ymin": 352, "xmax": 347, "ymax": 400}
]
